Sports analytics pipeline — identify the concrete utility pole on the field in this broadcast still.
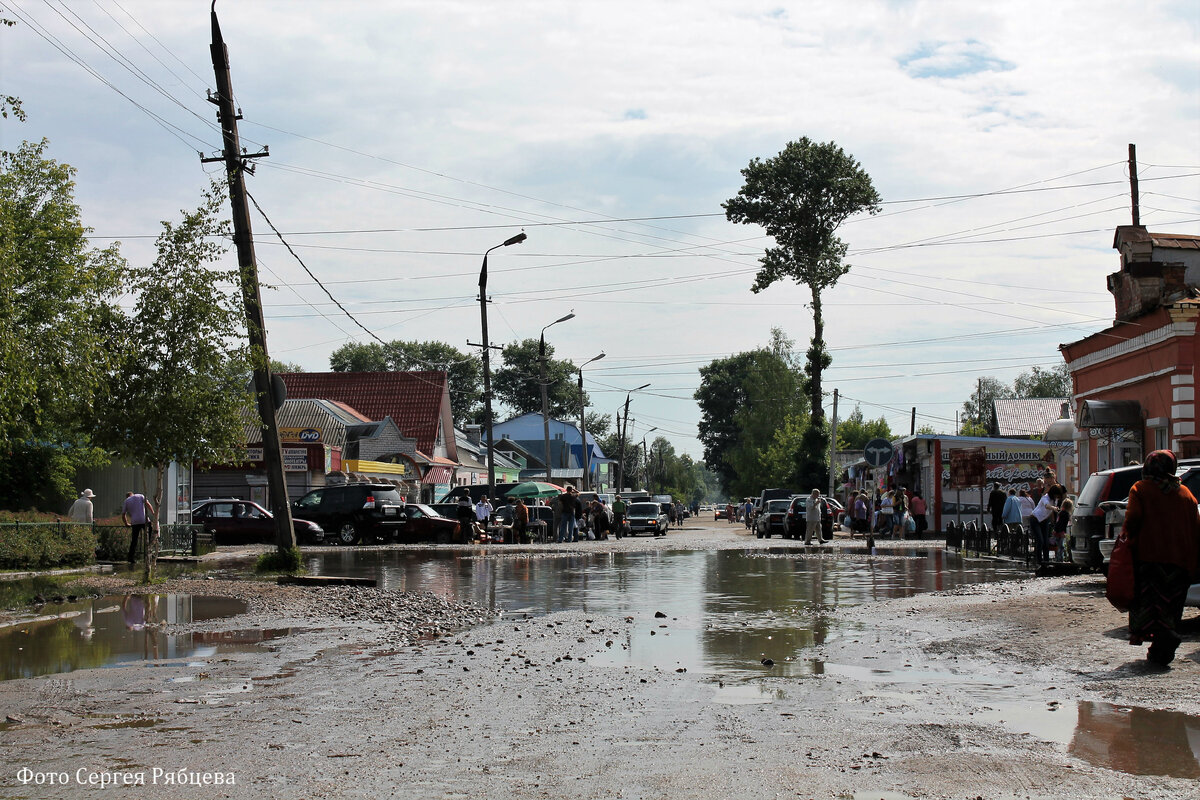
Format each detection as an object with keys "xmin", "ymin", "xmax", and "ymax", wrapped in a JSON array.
[
  {"xmin": 477, "ymin": 233, "xmax": 526, "ymax": 491},
  {"xmin": 203, "ymin": 7, "xmax": 295, "ymax": 550},
  {"xmin": 576, "ymin": 353, "xmax": 604, "ymax": 491},
  {"xmin": 616, "ymin": 383, "xmax": 650, "ymax": 492},
  {"xmin": 828, "ymin": 388, "xmax": 839, "ymax": 496},
  {"xmin": 539, "ymin": 313, "xmax": 574, "ymax": 484}
]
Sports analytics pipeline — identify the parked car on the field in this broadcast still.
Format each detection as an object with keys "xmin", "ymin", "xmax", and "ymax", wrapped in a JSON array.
[
  {"xmin": 626, "ymin": 502, "xmax": 668, "ymax": 536},
  {"xmin": 715, "ymin": 505, "xmax": 733, "ymax": 521},
  {"xmin": 291, "ymin": 483, "xmax": 407, "ymax": 545},
  {"xmin": 394, "ymin": 503, "xmax": 459, "ymax": 544},
  {"xmin": 191, "ymin": 499, "xmax": 325, "ymax": 545},
  {"xmin": 755, "ymin": 498, "xmax": 792, "ymax": 539},
  {"xmin": 784, "ymin": 495, "xmax": 833, "ymax": 541},
  {"xmin": 1069, "ymin": 461, "xmax": 1200, "ymax": 569}
]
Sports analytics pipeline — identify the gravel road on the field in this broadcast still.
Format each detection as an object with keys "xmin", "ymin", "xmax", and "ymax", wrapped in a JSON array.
[{"xmin": 0, "ymin": 521, "xmax": 1196, "ymax": 799}]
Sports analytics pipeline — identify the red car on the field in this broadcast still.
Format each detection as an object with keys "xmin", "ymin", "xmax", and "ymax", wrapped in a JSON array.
[
  {"xmin": 192, "ymin": 499, "xmax": 325, "ymax": 544},
  {"xmin": 395, "ymin": 504, "xmax": 461, "ymax": 543}
]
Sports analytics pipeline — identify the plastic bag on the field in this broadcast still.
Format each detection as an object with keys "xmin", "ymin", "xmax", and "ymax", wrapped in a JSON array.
[{"xmin": 1105, "ymin": 533, "xmax": 1135, "ymax": 612}]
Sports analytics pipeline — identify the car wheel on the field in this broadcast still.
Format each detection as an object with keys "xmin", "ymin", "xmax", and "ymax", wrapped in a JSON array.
[{"xmin": 336, "ymin": 523, "xmax": 360, "ymax": 546}]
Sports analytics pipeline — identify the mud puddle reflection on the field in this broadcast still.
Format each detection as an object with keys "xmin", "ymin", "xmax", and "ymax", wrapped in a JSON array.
[{"xmin": 0, "ymin": 594, "xmax": 290, "ymax": 680}]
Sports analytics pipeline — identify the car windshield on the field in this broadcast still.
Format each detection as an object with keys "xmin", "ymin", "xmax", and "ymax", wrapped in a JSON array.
[
  {"xmin": 767, "ymin": 500, "xmax": 791, "ymax": 512},
  {"xmin": 410, "ymin": 504, "xmax": 439, "ymax": 517},
  {"xmin": 628, "ymin": 503, "xmax": 659, "ymax": 515}
]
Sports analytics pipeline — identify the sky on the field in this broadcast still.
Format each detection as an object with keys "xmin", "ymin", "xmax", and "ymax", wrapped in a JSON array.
[{"xmin": 3, "ymin": 0, "xmax": 1199, "ymax": 460}]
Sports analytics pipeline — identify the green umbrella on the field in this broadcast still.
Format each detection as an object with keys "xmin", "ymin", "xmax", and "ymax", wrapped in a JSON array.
[{"xmin": 505, "ymin": 481, "xmax": 566, "ymax": 499}]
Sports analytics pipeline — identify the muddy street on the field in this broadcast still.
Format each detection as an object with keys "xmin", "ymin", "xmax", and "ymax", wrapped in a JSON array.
[{"xmin": 1, "ymin": 521, "xmax": 1197, "ymax": 799}]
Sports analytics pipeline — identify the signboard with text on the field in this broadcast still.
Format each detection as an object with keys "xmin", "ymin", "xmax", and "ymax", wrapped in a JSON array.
[
  {"xmin": 942, "ymin": 444, "xmax": 1055, "ymax": 492},
  {"xmin": 245, "ymin": 447, "xmax": 309, "ymax": 472}
]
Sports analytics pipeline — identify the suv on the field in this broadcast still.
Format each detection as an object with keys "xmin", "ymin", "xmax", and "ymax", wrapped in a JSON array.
[
  {"xmin": 784, "ymin": 495, "xmax": 833, "ymax": 541},
  {"xmin": 755, "ymin": 498, "xmax": 792, "ymax": 538},
  {"xmin": 291, "ymin": 483, "xmax": 407, "ymax": 545}
]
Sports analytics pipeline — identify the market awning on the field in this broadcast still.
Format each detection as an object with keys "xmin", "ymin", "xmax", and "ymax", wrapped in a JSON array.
[
  {"xmin": 421, "ymin": 466, "xmax": 453, "ymax": 485},
  {"xmin": 1077, "ymin": 400, "xmax": 1142, "ymax": 429}
]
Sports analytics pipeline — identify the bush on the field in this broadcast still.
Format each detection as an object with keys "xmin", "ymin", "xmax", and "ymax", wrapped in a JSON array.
[
  {"xmin": 0, "ymin": 522, "xmax": 97, "ymax": 569},
  {"xmin": 255, "ymin": 547, "xmax": 303, "ymax": 574},
  {"xmin": 95, "ymin": 525, "xmax": 132, "ymax": 562}
]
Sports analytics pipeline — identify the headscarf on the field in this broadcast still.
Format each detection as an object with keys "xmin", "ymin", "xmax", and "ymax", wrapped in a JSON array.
[{"xmin": 1142, "ymin": 449, "xmax": 1180, "ymax": 494}]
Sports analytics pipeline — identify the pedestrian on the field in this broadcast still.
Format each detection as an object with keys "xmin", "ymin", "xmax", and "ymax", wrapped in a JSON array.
[
  {"xmin": 556, "ymin": 489, "xmax": 578, "ymax": 543},
  {"xmin": 513, "ymin": 497, "xmax": 529, "ymax": 543},
  {"xmin": 591, "ymin": 499, "xmax": 610, "ymax": 540},
  {"xmin": 611, "ymin": 494, "xmax": 627, "ymax": 539},
  {"xmin": 1053, "ymin": 498, "xmax": 1073, "ymax": 563},
  {"xmin": 68, "ymin": 489, "xmax": 95, "ymax": 524},
  {"xmin": 122, "ymin": 491, "xmax": 155, "ymax": 565},
  {"xmin": 1120, "ymin": 450, "xmax": 1200, "ymax": 666},
  {"xmin": 725, "ymin": 502, "xmax": 735, "ymax": 524},
  {"xmin": 475, "ymin": 496, "xmax": 493, "ymax": 525},
  {"xmin": 455, "ymin": 491, "xmax": 475, "ymax": 543},
  {"xmin": 1001, "ymin": 488, "xmax": 1022, "ymax": 529},
  {"xmin": 667, "ymin": 501, "xmax": 678, "ymax": 529},
  {"xmin": 804, "ymin": 489, "xmax": 823, "ymax": 545},
  {"xmin": 892, "ymin": 490, "xmax": 909, "ymax": 539},
  {"xmin": 910, "ymin": 490, "xmax": 927, "ymax": 536},
  {"xmin": 852, "ymin": 492, "xmax": 869, "ymax": 538},
  {"xmin": 876, "ymin": 492, "xmax": 893, "ymax": 535},
  {"xmin": 1030, "ymin": 486, "xmax": 1057, "ymax": 565},
  {"xmin": 987, "ymin": 484, "xmax": 1007, "ymax": 531},
  {"xmin": 1016, "ymin": 488, "xmax": 1035, "ymax": 535},
  {"xmin": 571, "ymin": 487, "xmax": 584, "ymax": 540}
]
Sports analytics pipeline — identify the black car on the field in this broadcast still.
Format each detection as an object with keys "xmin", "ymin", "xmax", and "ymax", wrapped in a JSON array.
[
  {"xmin": 291, "ymin": 483, "xmax": 407, "ymax": 545},
  {"xmin": 784, "ymin": 496, "xmax": 833, "ymax": 541},
  {"xmin": 191, "ymin": 499, "xmax": 325, "ymax": 545}
]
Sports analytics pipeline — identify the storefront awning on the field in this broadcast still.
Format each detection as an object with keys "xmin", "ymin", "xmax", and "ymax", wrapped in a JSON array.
[
  {"xmin": 422, "ymin": 466, "xmax": 453, "ymax": 484},
  {"xmin": 1077, "ymin": 400, "xmax": 1143, "ymax": 429}
]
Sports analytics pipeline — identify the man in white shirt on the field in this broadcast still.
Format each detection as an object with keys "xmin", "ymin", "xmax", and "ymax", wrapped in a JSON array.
[
  {"xmin": 805, "ymin": 489, "xmax": 823, "ymax": 545},
  {"xmin": 475, "ymin": 496, "xmax": 494, "ymax": 523}
]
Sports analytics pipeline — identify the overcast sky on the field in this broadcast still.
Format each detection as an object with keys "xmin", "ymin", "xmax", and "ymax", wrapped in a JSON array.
[{"xmin": 4, "ymin": 1, "xmax": 1198, "ymax": 459}]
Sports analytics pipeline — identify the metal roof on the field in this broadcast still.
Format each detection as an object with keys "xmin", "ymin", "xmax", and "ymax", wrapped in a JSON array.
[
  {"xmin": 1150, "ymin": 232, "xmax": 1200, "ymax": 250},
  {"xmin": 241, "ymin": 397, "xmax": 370, "ymax": 447},
  {"xmin": 991, "ymin": 398, "xmax": 1070, "ymax": 438}
]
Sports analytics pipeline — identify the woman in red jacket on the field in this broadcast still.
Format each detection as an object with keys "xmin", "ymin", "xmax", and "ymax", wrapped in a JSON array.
[{"xmin": 1121, "ymin": 450, "xmax": 1200, "ymax": 666}]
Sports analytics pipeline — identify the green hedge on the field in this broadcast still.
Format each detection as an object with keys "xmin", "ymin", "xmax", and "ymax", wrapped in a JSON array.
[
  {"xmin": 0, "ymin": 523, "xmax": 97, "ymax": 569},
  {"xmin": 95, "ymin": 525, "xmax": 132, "ymax": 562}
]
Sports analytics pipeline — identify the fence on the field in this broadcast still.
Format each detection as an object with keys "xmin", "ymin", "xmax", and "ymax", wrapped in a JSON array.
[
  {"xmin": 87, "ymin": 523, "xmax": 206, "ymax": 561},
  {"xmin": 945, "ymin": 521, "xmax": 1034, "ymax": 566}
]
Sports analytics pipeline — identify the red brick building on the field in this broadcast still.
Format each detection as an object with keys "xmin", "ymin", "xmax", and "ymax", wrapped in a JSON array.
[{"xmin": 1061, "ymin": 227, "xmax": 1200, "ymax": 476}]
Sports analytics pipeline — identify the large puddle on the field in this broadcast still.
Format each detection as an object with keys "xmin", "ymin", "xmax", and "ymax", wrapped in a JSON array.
[{"xmin": 0, "ymin": 594, "xmax": 290, "ymax": 681}]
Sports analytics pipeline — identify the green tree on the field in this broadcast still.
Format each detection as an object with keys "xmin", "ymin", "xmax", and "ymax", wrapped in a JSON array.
[
  {"xmin": 94, "ymin": 185, "xmax": 251, "ymax": 581},
  {"xmin": 329, "ymin": 339, "xmax": 482, "ymax": 422},
  {"xmin": 724, "ymin": 138, "xmax": 881, "ymax": 487},
  {"xmin": 1013, "ymin": 364, "xmax": 1070, "ymax": 398},
  {"xmin": 836, "ymin": 405, "xmax": 893, "ymax": 450},
  {"xmin": 270, "ymin": 359, "xmax": 305, "ymax": 374},
  {"xmin": 962, "ymin": 376, "xmax": 1015, "ymax": 432},
  {"xmin": 0, "ymin": 139, "xmax": 127, "ymax": 510},
  {"xmin": 695, "ymin": 330, "xmax": 807, "ymax": 494},
  {"xmin": 493, "ymin": 338, "xmax": 586, "ymax": 418}
]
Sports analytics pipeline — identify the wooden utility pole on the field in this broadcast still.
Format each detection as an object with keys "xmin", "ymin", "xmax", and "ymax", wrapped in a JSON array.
[
  {"xmin": 1128, "ymin": 143, "xmax": 1140, "ymax": 226},
  {"xmin": 618, "ymin": 396, "xmax": 632, "ymax": 492},
  {"xmin": 910, "ymin": 407, "xmax": 916, "ymax": 436},
  {"xmin": 204, "ymin": 8, "xmax": 295, "ymax": 551}
]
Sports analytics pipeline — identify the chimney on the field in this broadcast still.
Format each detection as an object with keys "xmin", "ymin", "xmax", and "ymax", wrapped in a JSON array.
[
  {"xmin": 464, "ymin": 424, "xmax": 482, "ymax": 446},
  {"xmin": 1108, "ymin": 226, "xmax": 1190, "ymax": 321}
]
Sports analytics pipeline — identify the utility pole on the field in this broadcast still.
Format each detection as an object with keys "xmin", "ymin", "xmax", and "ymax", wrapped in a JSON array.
[
  {"xmin": 618, "ymin": 396, "xmax": 632, "ymax": 491},
  {"xmin": 614, "ymin": 407, "xmax": 622, "ymax": 493},
  {"xmin": 910, "ymin": 407, "xmax": 916, "ymax": 436},
  {"xmin": 476, "ymin": 233, "xmax": 525, "ymax": 493},
  {"xmin": 827, "ymin": 388, "xmax": 839, "ymax": 496},
  {"xmin": 203, "ymin": 7, "xmax": 294, "ymax": 551},
  {"xmin": 1128, "ymin": 143, "xmax": 1140, "ymax": 226}
]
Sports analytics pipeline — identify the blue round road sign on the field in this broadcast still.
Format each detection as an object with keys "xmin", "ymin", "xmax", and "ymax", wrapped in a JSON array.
[{"xmin": 863, "ymin": 438, "xmax": 894, "ymax": 468}]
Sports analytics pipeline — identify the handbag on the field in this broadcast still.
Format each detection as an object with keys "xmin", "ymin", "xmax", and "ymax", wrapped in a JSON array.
[{"xmin": 1105, "ymin": 533, "xmax": 1135, "ymax": 612}]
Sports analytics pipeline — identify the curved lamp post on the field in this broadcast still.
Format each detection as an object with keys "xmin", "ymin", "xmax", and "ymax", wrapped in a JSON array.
[
  {"xmin": 479, "ymin": 232, "xmax": 526, "ymax": 491},
  {"xmin": 540, "ymin": 312, "xmax": 575, "ymax": 483},
  {"xmin": 616, "ymin": 383, "xmax": 651, "ymax": 492},
  {"xmin": 577, "ymin": 352, "xmax": 605, "ymax": 491}
]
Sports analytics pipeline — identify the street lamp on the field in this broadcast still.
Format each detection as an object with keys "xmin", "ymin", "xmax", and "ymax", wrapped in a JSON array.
[
  {"xmin": 577, "ymin": 352, "xmax": 605, "ymax": 491},
  {"xmin": 478, "ymin": 232, "xmax": 526, "ymax": 492},
  {"xmin": 540, "ymin": 312, "xmax": 575, "ymax": 484},
  {"xmin": 641, "ymin": 427, "xmax": 658, "ymax": 491},
  {"xmin": 616, "ymin": 382, "xmax": 651, "ymax": 492}
]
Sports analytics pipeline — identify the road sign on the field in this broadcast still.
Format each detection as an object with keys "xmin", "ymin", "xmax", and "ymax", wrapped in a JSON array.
[{"xmin": 863, "ymin": 438, "xmax": 894, "ymax": 468}]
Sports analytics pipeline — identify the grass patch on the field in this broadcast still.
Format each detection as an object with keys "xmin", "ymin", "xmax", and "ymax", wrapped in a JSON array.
[
  {"xmin": 255, "ymin": 547, "xmax": 304, "ymax": 574},
  {"xmin": 0, "ymin": 575, "xmax": 89, "ymax": 609}
]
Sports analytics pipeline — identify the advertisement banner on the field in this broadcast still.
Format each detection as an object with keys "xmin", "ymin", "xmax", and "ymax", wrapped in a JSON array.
[
  {"xmin": 942, "ymin": 444, "xmax": 1055, "ymax": 493},
  {"xmin": 245, "ymin": 447, "xmax": 309, "ymax": 472}
]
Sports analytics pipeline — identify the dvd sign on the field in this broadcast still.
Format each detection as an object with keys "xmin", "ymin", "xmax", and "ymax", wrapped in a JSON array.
[{"xmin": 279, "ymin": 427, "xmax": 322, "ymax": 443}]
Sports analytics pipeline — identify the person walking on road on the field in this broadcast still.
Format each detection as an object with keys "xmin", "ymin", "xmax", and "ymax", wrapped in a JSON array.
[
  {"xmin": 1121, "ymin": 450, "xmax": 1200, "ymax": 666},
  {"xmin": 852, "ymin": 493, "xmax": 869, "ymax": 537},
  {"xmin": 910, "ymin": 490, "xmax": 927, "ymax": 536},
  {"xmin": 804, "ymin": 489, "xmax": 823, "ymax": 545},
  {"xmin": 122, "ymin": 491, "xmax": 155, "ymax": 565},
  {"xmin": 611, "ymin": 495, "xmax": 627, "ymax": 539},
  {"xmin": 68, "ymin": 489, "xmax": 95, "ymax": 524}
]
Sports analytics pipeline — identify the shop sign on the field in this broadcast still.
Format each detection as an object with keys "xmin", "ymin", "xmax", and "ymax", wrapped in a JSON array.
[
  {"xmin": 245, "ymin": 447, "xmax": 309, "ymax": 472},
  {"xmin": 941, "ymin": 444, "xmax": 1055, "ymax": 492},
  {"xmin": 279, "ymin": 427, "xmax": 322, "ymax": 443}
]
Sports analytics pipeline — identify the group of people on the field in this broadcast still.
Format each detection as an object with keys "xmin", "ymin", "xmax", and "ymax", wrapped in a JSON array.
[
  {"xmin": 846, "ymin": 488, "xmax": 928, "ymax": 539},
  {"xmin": 66, "ymin": 488, "xmax": 157, "ymax": 565},
  {"xmin": 452, "ymin": 489, "xmax": 641, "ymax": 544},
  {"xmin": 989, "ymin": 472, "xmax": 1070, "ymax": 565}
]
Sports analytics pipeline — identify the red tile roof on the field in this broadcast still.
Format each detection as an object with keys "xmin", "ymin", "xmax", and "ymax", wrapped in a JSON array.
[{"xmin": 279, "ymin": 371, "xmax": 454, "ymax": 459}]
